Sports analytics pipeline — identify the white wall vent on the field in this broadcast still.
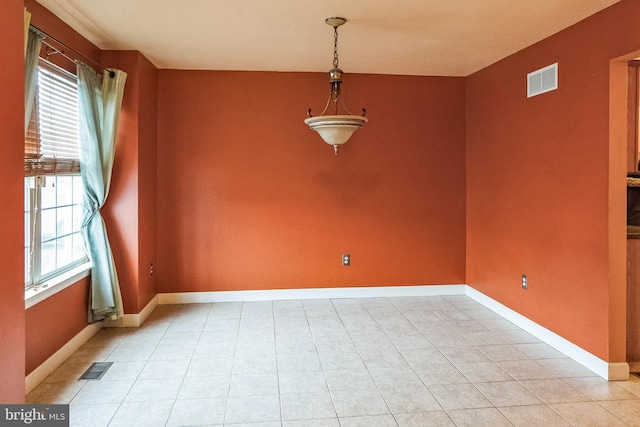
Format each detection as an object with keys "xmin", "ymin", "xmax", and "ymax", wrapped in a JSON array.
[{"xmin": 527, "ymin": 63, "xmax": 558, "ymax": 98}]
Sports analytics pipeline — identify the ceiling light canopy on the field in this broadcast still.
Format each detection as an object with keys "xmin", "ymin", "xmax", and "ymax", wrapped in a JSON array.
[{"xmin": 305, "ymin": 17, "xmax": 367, "ymax": 155}]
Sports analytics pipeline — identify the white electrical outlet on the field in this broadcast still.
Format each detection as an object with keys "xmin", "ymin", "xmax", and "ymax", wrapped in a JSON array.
[{"xmin": 342, "ymin": 254, "xmax": 350, "ymax": 266}]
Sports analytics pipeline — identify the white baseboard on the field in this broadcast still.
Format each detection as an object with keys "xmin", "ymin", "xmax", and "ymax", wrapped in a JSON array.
[
  {"xmin": 465, "ymin": 287, "xmax": 629, "ymax": 381},
  {"xmin": 25, "ymin": 322, "xmax": 102, "ymax": 395},
  {"xmin": 103, "ymin": 295, "xmax": 159, "ymax": 328},
  {"xmin": 158, "ymin": 284, "xmax": 467, "ymax": 304}
]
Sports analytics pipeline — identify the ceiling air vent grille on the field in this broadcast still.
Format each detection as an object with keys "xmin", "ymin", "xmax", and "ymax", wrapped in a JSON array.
[{"xmin": 527, "ymin": 63, "xmax": 558, "ymax": 98}]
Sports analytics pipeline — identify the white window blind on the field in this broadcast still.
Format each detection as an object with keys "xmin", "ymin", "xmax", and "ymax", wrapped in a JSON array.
[{"xmin": 25, "ymin": 59, "xmax": 80, "ymax": 176}]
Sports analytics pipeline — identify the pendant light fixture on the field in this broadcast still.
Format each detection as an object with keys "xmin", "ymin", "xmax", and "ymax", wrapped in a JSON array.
[{"xmin": 305, "ymin": 17, "xmax": 367, "ymax": 155}]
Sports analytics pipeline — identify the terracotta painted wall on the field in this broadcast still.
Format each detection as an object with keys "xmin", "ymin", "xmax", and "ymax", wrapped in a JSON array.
[
  {"xmin": 157, "ymin": 71, "xmax": 466, "ymax": 292},
  {"xmin": 25, "ymin": 278, "xmax": 90, "ymax": 374},
  {"xmin": 0, "ymin": 0, "xmax": 27, "ymax": 402},
  {"xmin": 137, "ymin": 55, "xmax": 159, "ymax": 310},
  {"xmin": 101, "ymin": 50, "xmax": 158, "ymax": 314},
  {"xmin": 466, "ymin": 0, "xmax": 640, "ymax": 362}
]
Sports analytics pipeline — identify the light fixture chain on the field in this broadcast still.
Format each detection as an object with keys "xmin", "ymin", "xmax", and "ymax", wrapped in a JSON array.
[{"xmin": 333, "ymin": 25, "xmax": 339, "ymax": 69}]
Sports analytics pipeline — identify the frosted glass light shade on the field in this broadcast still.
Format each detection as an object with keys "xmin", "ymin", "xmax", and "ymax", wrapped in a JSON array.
[{"xmin": 304, "ymin": 115, "xmax": 368, "ymax": 146}]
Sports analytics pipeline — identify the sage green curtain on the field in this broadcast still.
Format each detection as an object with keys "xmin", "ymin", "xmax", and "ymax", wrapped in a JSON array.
[
  {"xmin": 25, "ymin": 27, "xmax": 44, "ymax": 134},
  {"xmin": 76, "ymin": 62, "xmax": 127, "ymax": 323}
]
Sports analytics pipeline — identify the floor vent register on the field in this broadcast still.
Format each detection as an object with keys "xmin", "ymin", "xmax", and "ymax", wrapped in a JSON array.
[{"xmin": 78, "ymin": 362, "xmax": 113, "ymax": 380}]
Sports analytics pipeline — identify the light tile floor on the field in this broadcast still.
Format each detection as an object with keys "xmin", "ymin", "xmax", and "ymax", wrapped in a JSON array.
[{"xmin": 27, "ymin": 296, "xmax": 640, "ymax": 426}]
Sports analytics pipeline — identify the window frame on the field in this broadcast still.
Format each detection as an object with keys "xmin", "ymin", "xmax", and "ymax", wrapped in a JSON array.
[
  {"xmin": 24, "ymin": 59, "xmax": 90, "ymax": 298},
  {"xmin": 24, "ymin": 175, "xmax": 87, "ymax": 291}
]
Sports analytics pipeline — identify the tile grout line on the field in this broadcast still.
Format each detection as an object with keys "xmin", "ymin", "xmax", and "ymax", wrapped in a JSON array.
[
  {"xmin": 330, "ymin": 298, "xmax": 399, "ymax": 424},
  {"xmin": 167, "ymin": 302, "xmax": 217, "ymax": 427},
  {"xmin": 303, "ymin": 299, "xmax": 346, "ymax": 425},
  {"xmin": 272, "ymin": 299, "xmax": 285, "ymax": 427}
]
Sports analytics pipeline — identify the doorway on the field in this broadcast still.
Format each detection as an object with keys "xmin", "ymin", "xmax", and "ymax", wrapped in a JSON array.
[{"xmin": 627, "ymin": 60, "xmax": 640, "ymax": 373}]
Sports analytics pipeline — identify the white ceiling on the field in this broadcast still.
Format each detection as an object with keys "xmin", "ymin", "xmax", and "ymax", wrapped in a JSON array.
[{"xmin": 36, "ymin": 0, "xmax": 619, "ymax": 77}]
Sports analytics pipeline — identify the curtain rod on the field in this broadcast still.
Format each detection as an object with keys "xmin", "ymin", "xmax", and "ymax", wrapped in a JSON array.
[{"xmin": 31, "ymin": 24, "xmax": 114, "ymax": 78}]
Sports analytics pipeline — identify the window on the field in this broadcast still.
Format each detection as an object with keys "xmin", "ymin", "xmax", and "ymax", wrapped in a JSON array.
[{"xmin": 25, "ymin": 59, "xmax": 87, "ymax": 290}]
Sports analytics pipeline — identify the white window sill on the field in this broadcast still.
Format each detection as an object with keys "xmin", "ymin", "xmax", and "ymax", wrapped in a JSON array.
[{"xmin": 25, "ymin": 262, "xmax": 92, "ymax": 309}]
